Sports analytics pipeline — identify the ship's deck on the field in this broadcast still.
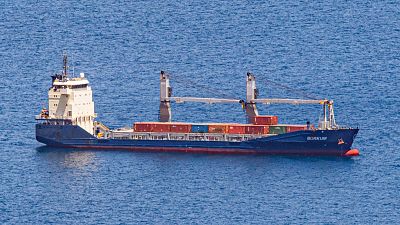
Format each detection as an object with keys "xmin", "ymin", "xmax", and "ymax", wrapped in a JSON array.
[{"xmin": 109, "ymin": 129, "xmax": 275, "ymax": 142}]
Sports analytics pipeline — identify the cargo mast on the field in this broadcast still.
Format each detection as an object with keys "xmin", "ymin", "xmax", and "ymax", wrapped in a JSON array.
[
  {"xmin": 159, "ymin": 71, "xmax": 172, "ymax": 122},
  {"xmin": 245, "ymin": 72, "xmax": 259, "ymax": 121},
  {"xmin": 63, "ymin": 54, "xmax": 68, "ymax": 79}
]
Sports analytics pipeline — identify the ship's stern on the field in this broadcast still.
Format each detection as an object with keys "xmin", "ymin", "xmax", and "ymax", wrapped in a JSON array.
[{"xmin": 36, "ymin": 123, "xmax": 96, "ymax": 147}]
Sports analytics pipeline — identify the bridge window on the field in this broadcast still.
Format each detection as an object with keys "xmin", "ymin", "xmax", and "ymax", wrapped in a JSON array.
[{"xmin": 70, "ymin": 84, "xmax": 88, "ymax": 89}]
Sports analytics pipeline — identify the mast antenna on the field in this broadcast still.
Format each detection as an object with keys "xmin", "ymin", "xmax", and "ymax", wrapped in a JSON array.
[{"xmin": 63, "ymin": 53, "xmax": 68, "ymax": 79}]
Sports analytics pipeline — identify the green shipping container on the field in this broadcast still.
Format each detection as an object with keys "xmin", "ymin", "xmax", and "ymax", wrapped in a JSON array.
[{"xmin": 269, "ymin": 125, "xmax": 287, "ymax": 134}]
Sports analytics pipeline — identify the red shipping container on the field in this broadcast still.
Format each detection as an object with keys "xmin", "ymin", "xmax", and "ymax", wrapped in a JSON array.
[
  {"xmin": 244, "ymin": 125, "xmax": 268, "ymax": 134},
  {"xmin": 134, "ymin": 122, "xmax": 171, "ymax": 132},
  {"xmin": 152, "ymin": 123, "xmax": 171, "ymax": 132},
  {"xmin": 208, "ymin": 124, "xmax": 228, "ymax": 133},
  {"xmin": 134, "ymin": 122, "xmax": 153, "ymax": 132},
  {"xmin": 286, "ymin": 125, "xmax": 308, "ymax": 133},
  {"xmin": 251, "ymin": 116, "xmax": 278, "ymax": 125},
  {"xmin": 227, "ymin": 124, "xmax": 246, "ymax": 134},
  {"xmin": 262, "ymin": 125, "xmax": 270, "ymax": 134},
  {"xmin": 170, "ymin": 123, "xmax": 192, "ymax": 133}
]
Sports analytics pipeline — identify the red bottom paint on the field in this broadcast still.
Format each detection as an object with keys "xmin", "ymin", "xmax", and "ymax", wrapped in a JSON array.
[
  {"xmin": 50, "ymin": 145, "xmax": 360, "ymax": 157},
  {"xmin": 344, "ymin": 149, "xmax": 360, "ymax": 156}
]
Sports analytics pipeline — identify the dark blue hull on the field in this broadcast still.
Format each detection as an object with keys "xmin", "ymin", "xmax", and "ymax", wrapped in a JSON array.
[{"xmin": 35, "ymin": 124, "xmax": 359, "ymax": 156}]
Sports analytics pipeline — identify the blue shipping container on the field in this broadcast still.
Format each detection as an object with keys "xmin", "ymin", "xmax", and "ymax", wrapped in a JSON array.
[{"xmin": 191, "ymin": 124, "xmax": 209, "ymax": 133}]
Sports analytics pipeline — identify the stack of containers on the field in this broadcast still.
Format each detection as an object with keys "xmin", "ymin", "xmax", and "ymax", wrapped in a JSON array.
[{"xmin": 133, "ymin": 121, "xmax": 291, "ymax": 135}]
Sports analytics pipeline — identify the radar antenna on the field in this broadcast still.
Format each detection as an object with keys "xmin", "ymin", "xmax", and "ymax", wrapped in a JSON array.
[{"xmin": 62, "ymin": 53, "xmax": 68, "ymax": 80}]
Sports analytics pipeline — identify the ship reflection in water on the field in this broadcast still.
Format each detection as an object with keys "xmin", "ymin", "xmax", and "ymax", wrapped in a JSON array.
[{"xmin": 36, "ymin": 146, "xmax": 100, "ymax": 175}]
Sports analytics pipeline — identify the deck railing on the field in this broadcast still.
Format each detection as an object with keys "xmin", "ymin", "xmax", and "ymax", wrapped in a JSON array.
[{"xmin": 110, "ymin": 130, "xmax": 273, "ymax": 142}]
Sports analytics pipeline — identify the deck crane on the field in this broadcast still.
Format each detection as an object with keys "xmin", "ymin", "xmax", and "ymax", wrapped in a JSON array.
[
  {"xmin": 159, "ymin": 71, "xmax": 172, "ymax": 122},
  {"xmin": 159, "ymin": 71, "xmax": 338, "ymax": 129}
]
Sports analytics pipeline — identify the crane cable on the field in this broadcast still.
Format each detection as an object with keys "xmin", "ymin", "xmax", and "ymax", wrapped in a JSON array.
[
  {"xmin": 259, "ymin": 77, "xmax": 321, "ymax": 100},
  {"xmin": 167, "ymin": 71, "xmax": 322, "ymax": 102},
  {"xmin": 169, "ymin": 72, "xmax": 240, "ymax": 100}
]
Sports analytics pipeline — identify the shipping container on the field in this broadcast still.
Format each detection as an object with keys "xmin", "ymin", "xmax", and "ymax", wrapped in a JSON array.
[
  {"xmin": 191, "ymin": 124, "xmax": 209, "ymax": 133},
  {"xmin": 262, "ymin": 125, "xmax": 270, "ymax": 134},
  {"xmin": 208, "ymin": 124, "xmax": 228, "ymax": 133},
  {"xmin": 269, "ymin": 125, "xmax": 287, "ymax": 134},
  {"xmin": 170, "ymin": 123, "xmax": 192, "ymax": 133},
  {"xmin": 286, "ymin": 125, "xmax": 308, "ymax": 133},
  {"xmin": 244, "ymin": 125, "xmax": 268, "ymax": 134},
  {"xmin": 134, "ymin": 122, "xmax": 171, "ymax": 132},
  {"xmin": 227, "ymin": 124, "xmax": 246, "ymax": 134},
  {"xmin": 133, "ymin": 122, "xmax": 153, "ymax": 132},
  {"xmin": 152, "ymin": 123, "xmax": 171, "ymax": 132},
  {"xmin": 251, "ymin": 115, "xmax": 278, "ymax": 125}
]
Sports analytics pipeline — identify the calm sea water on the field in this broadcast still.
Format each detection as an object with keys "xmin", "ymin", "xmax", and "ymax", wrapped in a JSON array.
[{"xmin": 1, "ymin": 0, "xmax": 399, "ymax": 224}]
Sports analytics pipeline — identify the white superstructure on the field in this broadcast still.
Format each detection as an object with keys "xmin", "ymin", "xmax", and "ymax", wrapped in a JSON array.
[{"xmin": 39, "ymin": 55, "xmax": 96, "ymax": 135}]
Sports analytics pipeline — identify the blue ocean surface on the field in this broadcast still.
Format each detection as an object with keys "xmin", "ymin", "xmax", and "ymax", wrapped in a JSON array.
[{"xmin": 1, "ymin": 0, "xmax": 399, "ymax": 224}]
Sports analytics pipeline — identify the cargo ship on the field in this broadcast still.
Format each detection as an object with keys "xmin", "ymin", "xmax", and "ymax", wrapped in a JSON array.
[{"xmin": 35, "ymin": 55, "xmax": 359, "ymax": 156}]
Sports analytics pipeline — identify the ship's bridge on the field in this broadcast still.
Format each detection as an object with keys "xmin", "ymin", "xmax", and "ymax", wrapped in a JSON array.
[
  {"xmin": 36, "ymin": 55, "xmax": 96, "ymax": 135},
  {"xmin": 53, "ymin": 77, "xmax": 89, "ymax": 87}
]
